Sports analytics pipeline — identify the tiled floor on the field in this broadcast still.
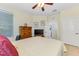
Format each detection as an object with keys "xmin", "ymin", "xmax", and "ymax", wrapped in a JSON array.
[{"xmin": 64, "ymin": 44, "xmax": 79, "ymax": 56}]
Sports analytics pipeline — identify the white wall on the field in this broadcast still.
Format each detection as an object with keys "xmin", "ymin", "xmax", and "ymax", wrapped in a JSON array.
[{"xmin": 30, "ymin": 15, "xmax": 48, "ymax": 28}]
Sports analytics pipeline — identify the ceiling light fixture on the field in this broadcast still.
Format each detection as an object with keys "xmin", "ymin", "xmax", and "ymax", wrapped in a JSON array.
[
  {"xmin": 38, "ymin": 3, "xmax": 44, "ymax": 8},
  {"xmin": 32, "ymin": 3, "xmax": 53, "ymax": 11}
]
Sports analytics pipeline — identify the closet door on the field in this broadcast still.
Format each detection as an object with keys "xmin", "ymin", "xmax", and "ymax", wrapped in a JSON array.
[
  {"xmin": 72, "ymin": 17, "xmax": 79, "ymax": 47},
  {"xmin": 61, "ymin": 17, "xmax": 79, "ymax": 47}
]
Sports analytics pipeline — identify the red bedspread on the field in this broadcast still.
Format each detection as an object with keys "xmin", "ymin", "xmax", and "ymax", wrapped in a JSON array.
[{"xmin": 0, "ymin": 35, "xmax": 19, "ymax": 56}]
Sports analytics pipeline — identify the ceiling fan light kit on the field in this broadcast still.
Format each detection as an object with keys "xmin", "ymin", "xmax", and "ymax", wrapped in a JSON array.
[{"xmin": 32, "ymin": 3, "xmax": 53, "ymax": 12}]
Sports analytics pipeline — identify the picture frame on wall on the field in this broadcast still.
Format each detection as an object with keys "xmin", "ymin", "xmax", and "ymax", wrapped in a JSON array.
[
  {"xmin": 33, "ymin": 22, "xmax": 39, "ymax": 28},
  {"xmin": 40, "ymin": 20, "xmax": 45, "ymax": 27}
]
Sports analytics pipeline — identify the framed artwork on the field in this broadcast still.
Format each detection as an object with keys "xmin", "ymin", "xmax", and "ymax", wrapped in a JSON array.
[
  {"xmin": 40, "ymin": 20, "xmax": 45, "ymax": 27},
  {"xmin": 33, "ymin": 22, "xmax": 39, "ymax": 28}
]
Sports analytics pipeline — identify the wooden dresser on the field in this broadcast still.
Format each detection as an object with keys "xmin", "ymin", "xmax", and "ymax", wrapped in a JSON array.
[{"xmin": 19, "ymin": 26, "xmax": 32, "ymax": 39}]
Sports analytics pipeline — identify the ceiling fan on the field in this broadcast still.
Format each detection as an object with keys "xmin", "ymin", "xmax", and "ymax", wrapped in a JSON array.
[{"xmin": 32, "ymin": 3, "xmax": 53, "ymax": 11}]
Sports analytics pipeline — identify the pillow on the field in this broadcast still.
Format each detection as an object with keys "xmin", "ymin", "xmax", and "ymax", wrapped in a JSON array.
[{"xmin": 0, "ymin": 35, "xmax": 19, "ymax": 56}]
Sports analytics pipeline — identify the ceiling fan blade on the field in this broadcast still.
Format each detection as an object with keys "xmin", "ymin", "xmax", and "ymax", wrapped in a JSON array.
[
  {"xmin": 45, "ymin": 3, "xmax": 53, "ymax": 5},
  {"xmin": 41, "ymin": 7, "xmax": 45, "ymax": 11},
  {"xmin": 32, "ymin": 4, "xmax": 38, "ymax": 9}
]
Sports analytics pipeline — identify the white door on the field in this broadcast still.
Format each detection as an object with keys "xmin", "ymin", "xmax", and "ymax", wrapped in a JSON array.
[
  {"xmin": 72, "ymin": 17, "xmax": 79, "ymax": 47},
  {"xmin": 44, "ymin": 20, "xmax": 57, "ymax": 39},
  {"xmin": 61, "ymin": 17, "xmax": 79, "ymax": 47}
]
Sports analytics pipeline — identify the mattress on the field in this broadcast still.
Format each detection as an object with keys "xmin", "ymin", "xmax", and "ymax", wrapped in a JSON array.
[{"xmin": 12, "ymin": 37, "xmax": 64, "ymax": 56}]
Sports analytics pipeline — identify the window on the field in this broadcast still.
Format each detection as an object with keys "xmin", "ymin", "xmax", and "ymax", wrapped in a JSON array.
[{"xmin": 0, "ymin": 10, "xmax": 13, "ymax": 37}]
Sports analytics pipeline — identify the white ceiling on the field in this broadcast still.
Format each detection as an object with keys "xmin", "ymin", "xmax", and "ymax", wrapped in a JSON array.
[
  {"xmin": 13, "ymin": 3, "xmax": 79, "ymax": 16},
  {"xmin": 1, "ymin": 3, "xmax": 79, "ymax": 16}
]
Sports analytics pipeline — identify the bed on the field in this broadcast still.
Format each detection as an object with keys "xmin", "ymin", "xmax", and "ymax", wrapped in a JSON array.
[{"xmin": 11, "ymin": 36, "xmax": 64, "ymax": 56}]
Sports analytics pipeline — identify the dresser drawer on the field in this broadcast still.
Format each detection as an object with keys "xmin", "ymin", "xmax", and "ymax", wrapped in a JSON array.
[{"xmin": 19, "ymin": 26, "xmax": 32, "ymax": 39}]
